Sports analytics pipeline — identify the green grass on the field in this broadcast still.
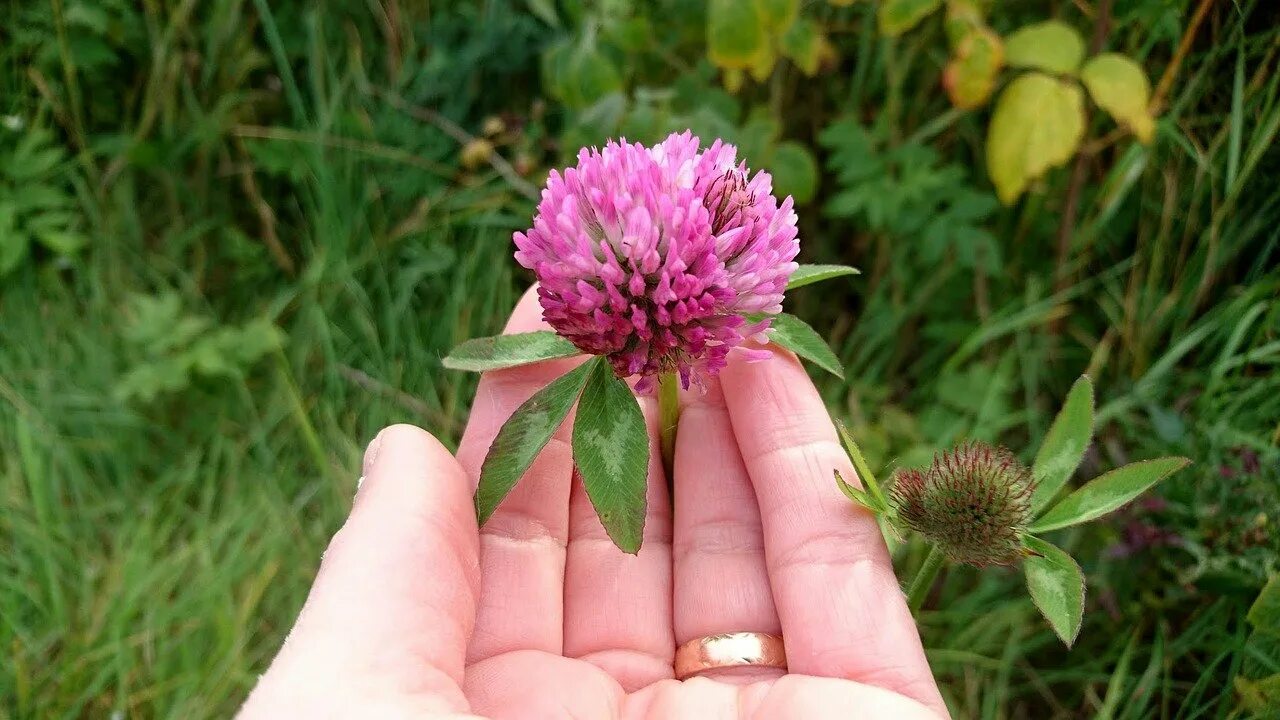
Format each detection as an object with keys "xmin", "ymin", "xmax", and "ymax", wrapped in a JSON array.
[{"xmin": 2, "ymin": 0, "xmax": 1278, "ymax": 717}]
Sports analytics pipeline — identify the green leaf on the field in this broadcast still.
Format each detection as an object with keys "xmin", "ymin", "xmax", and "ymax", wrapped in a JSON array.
[
  {"xmin": 986, "ymin": 72, "xmax": 1085, "ymax": 204},
  {"xmin": 572, "ymin": 359, "xmax": 650, "ymax": 554},
  {"xmin": 1004, "ymin": 21, "xmax": 1085, "ymax": 75},
  {"xmin": 836, "ymin": 420, "xmax": 888, "ymax": 510},
  {"xmin": 524, "ymin": 0, "xmax": 559, "ymax": 26},
  {"xmin": 1023, "ymin": 535, "xmax": 1085, "ymax": 647},
  {"xmin": 944, "ymin": 0, "xmax": 986, "ymax": 46},
  {"xmin": 779, "ymin": 18, "xmax": 825, "ymax": 75},
  {"xmin": 878, "ymin": 0, "xmax": 944, "ymax": 37},
  {"xmin": 768, "ymin": 141, "xmax": 819, "ymax": 204},
  {"xmin": 0, "ymin": 235, "xmax": 30, "ymax": 276},
  {"xmin": 943, "ymin": 26, "xmax": 1003, "ymax": 109},
  {"xmin": 1235, "ymin": 674, "xmax": 1280, "ymax": 713},
  {"xmin": 834, "ymin": 470, "xmax": 879, "ymax": 511},
  {"xmin": 1096, "ymin": 630, "xmax": 1139, "ymax": 720},
  {"xmin": 766, "ymin": 312, "xmax": 844, "ymax": 378},
  {"xmin": 1081, "ymin": 53, "xmax": 1156, "ymax": 144},
  {"xmin": 757, "ymin": 0, "xmax": 799, "ymax": 33},
  {"xmin": 0, "ymin": 204, "xmax": 29, "ymax": 276},
  {"xmin": 1247, "ymin": 575, "xmax": 1280, "ymax": 636},
  {"xmin": 707, "ymin": 0, "xmax": 768, "ymax": 71},
  {"xmin": 1031, "ymin": 375, "xmax": 1095, "ymax": 513},
  {"xmin": 541, "ymin": 33, "xmax": 623, "ymax": 109},
  {"xmin": 443, "ymin": 331, "xmax": 582, "ymax": 372},
  {"xmin": 475, "ymin": 359, "xmax": 596, "ymax": 524},
  {"xmin": 1031, "ymin": 457, "xmax": 1191, "ymax": 533},
  {"xmin": 747, "ymin": 35, "xmax": 777, "ymax": 83},
  {"xmin": 787, "ymin": 264, "xmax": 861, "ymax": 290},
  {"xmin": 35, "ymin": 229, "xmax": 87, "ymax": 255}
]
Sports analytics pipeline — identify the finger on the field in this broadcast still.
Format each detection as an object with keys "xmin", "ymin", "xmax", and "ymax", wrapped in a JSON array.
[
  {"xmin": 752, "ymin": 675, "xmax": 945, "ymax": 719},
  {"xmin": 241, "ymin": 425, "xmax": 479, "ymax": 716},
  {"xmin": 464, "ymin": 651, "xmax": 622, "ymax": 720},
  {"xmin": 562, "ymin": 396, "xmax": 675, "ymax": 692},
  {"xmin": 456, "ymin": 286, "xmax": 583, "ymax": 664},
  {"xmin": 720, "ymin": 349, "xmax": 948, "ymax": 716},
  {"xmin": 672, "ymin": 378, "xmax": 781, "ymax": 682},
  {"xmin": 626, "ymin": 675, "xmax": 942, "ymax": 719}
]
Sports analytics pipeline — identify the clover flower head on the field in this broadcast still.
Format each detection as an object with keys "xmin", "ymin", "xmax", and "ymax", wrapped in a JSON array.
[
  {"xmin": 513, "ymin": 131, "xmax": 800, "ymax": 390},
  {"xmin": 890, "ymin": 441, "xmax": 1034, "ymax": 567}
]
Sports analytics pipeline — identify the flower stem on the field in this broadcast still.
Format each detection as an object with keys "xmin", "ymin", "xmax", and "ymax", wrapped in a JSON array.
[
  {"xmin": 907, "ymin": 545, "xmax": 946, "ymax": 614},
  {"xmin": 657, "ymin": 372, "xmax": 679, "ymax": 478}
]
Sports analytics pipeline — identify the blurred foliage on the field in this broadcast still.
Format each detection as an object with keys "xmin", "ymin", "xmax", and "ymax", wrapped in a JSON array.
[
  {"xmin": 0, "ymin": 126, "xmax": 86, "ymax": 274},
  {"xmin": 1, "ymin": 0, "xmax": 1278, "ymax": 717},
  {"xmin": 114, "ymin": 292, "xmax": 283, "ymax": 403}
]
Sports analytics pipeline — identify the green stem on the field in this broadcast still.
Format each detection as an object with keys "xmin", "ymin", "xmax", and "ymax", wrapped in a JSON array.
[
  {"xmin": 907, "ymin": 545, "xmax": 946, "ymax": 614},
  {"xmin": 657, "ymin": 372, "xmax": 679, "ymax": 478}
]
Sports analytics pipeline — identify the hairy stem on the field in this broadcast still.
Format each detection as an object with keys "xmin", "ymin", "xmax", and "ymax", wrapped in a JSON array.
[
  {"xmin": 907, "ymin": 545, "xmax": 946, "ymax": 614},
  {"xmin": 658, "ymin": 372, "xmax": 679, "ymax": 479}
]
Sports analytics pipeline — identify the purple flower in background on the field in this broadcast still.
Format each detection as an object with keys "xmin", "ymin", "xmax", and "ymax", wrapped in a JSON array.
[{"xmin": 514, "ymin": 131, "xmax": 800, "ymax": 389}]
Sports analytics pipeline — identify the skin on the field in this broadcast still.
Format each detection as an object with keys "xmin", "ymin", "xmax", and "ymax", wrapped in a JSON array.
[{"xmin": 239, "ymin": 289, "xmax": 950, "ymax": 719}]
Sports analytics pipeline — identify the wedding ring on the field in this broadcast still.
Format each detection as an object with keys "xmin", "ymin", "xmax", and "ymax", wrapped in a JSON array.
[{"xmin": 674, "ymin": 632, "xmax": 787, "ymax": 679}]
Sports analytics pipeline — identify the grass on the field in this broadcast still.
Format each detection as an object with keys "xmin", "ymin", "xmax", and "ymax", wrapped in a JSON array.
[{"xmin": 1, "ymin": 0, "xmax": 1278, "ymax": 717}]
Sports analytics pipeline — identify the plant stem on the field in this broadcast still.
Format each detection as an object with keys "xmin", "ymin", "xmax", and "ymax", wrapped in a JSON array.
[
  {"xmin": 1150, "ymin": 0, "xmax": 1217, "ymax": 114},
  {"xmin": 1050, "ymin": 0, "xmax": 1114, "ymax": 336},
  {"xmin": 657, "ymin": 372, "xmax": 679, "ymax": 479},
  {"xmin": 907, "ymin": 545, "xmax": 946, "ymax": 614}
]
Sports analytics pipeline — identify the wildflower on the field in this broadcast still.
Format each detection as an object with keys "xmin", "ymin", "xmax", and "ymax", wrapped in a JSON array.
[
  {"xmin": 891, "ymin": 441, "xmax": 1034, "ymax": 567},
  {"xmin": 513, "ymin": 131, "xmax": 800, "ymax": 389}
]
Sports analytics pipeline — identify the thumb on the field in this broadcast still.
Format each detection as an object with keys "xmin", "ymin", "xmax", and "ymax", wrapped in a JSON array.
[{"xmin": 241, "ymin": 425, "xmax": 481, "ymax": 718}]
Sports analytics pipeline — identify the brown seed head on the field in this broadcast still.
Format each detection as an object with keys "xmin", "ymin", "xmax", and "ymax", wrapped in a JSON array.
[{"xmin": 890, "ymin": 441, "xmax": 1034, "ymax": 567}]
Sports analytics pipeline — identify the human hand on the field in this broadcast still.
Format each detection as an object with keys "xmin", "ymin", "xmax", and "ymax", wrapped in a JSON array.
[{"xmin": 239, "ymin": 289, "xmax": 949, "ymax": 719}]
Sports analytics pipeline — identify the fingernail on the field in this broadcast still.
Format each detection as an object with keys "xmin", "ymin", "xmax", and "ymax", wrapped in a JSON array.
[{"xmin": 363, "ymin": 430, "xmax": 385, "ymax": 475}]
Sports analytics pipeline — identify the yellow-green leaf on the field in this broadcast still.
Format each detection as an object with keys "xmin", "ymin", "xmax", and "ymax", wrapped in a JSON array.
[
  {"xmin": 944, "ymin": 0, "xmax": 985, "ymax": 46},
  {"xmin": 757, "ymin": 0, "xmax": 799, "ymax": 34},
  {"xmin": 943, "ymin": 26, "xmax": 1003, "ymax": 109},
  {"xmin": 878, "ymin": 0, "xmax": 943, "ymax": 37},
  {"xmin": 1081, "ymin": 53, "xmax": 1157, "ymax": 144},
  {"xmin": 708, "ymin": 0, "xmax": 768, "ymax": 70},
  {"xmin": 723, "ymin": 67, "xmax": 746, "ymax": 93},
  {"xmin": 748, "ymin": 38, "xmax": 778, "ymax": 82},
  {"xmin": 779, "ymin": 17, "xmax": 824, "ymax": 75},
  {"xmin": 1235, "ymin": 674, "xmax": 1280, "ymax": 713},
  {"xmin": 1004, "ymin": 20, "xmax": 1085, "ymax": 75},
  {"xmin": 1247, "ymin": 575, "xmax": 1280, "ymax": 635},
  {"xmin": 986, "ymin": 72, "xmax": 1085, "ymax": 204}
]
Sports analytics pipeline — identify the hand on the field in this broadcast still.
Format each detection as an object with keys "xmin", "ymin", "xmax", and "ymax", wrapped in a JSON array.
[{"xmin": 239, "ymin": 290, "xmax": 950, "ymax": 719}]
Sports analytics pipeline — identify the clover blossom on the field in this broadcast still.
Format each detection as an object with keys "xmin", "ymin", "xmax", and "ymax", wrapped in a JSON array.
[
  {"xmin": 891, "ymin": 441, "xmax": 1034, "ymax": 567},
  {"xmin": 513, "ymin": 131, "xmax": 800, "ymax": 389}
]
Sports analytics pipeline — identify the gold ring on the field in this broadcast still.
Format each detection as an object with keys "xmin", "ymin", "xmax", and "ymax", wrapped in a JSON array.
[{"xmin": 674, "ymin": 632, "xmax": 787, "ymax": 680}]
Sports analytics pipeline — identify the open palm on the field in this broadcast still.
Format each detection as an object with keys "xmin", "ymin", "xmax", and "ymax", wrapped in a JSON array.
[{"xmin": 240, "ymin": 290, "xmax": 949, "ymax": 719}]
